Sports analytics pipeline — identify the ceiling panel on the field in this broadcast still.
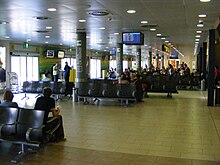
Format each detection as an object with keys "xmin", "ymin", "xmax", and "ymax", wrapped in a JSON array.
[{"xmin": 0, "ymin": 0, "xmax": 220, "ymax": 56}]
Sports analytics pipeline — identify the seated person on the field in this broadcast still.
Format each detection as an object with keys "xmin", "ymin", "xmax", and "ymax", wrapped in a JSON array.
[
  {"xmin": 34, "ymin": 87, "xmax": 65, "ymax": 142},
  {"xmin": 0, "ymin": 90, "xmax": 19, "ymax": 108},
  {"xmin": 42, "ymin": 71, "xmax": 52, "ymax": 82}
]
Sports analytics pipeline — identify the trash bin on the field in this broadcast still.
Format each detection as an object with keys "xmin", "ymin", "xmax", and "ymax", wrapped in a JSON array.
[
  {"xmin": 215, "ymin": 86, "xmax": 220, "ymax": 105},
  {"xmin": 73, "ymin": 88, "xmax": 78, "ymax": 102},
  {"xmin": 201, "ymin": 79, "xmax": 205, "ymax": 91}
]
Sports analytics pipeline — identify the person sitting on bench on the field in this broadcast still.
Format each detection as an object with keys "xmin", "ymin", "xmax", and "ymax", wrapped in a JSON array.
[
  {"xmin": 0, "ymin": 90, "xmax": 19, "ymax": 108},
  {"xmin": 34, "ymin": 87, "xmax": 65, "ymax": 142}
]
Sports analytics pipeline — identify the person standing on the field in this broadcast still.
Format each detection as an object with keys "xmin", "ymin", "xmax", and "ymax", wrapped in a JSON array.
[
  {"xmin": 64, "ymin": 62, "xmax": 71, "ymax": 83},
  {"xmin": 52, "ymin": 63, "xmax": 58, "ymax": 82}
]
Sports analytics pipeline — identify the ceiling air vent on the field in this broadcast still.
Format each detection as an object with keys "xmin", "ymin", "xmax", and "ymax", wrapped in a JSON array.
[
  {"xmin": 0, "ymin": 20, "xmax": 9, "ymax": 24},
  {"xmin": 141, "ymin": 24, "xmax": 158, "ymax": 28},
  {"xmin": 88, "ymin": 10, "xmax": 110, "ymax": 16},
  {"xmin": 35, "ymin": 30, "xmax": 50, "ymax": 33},
  {"xmin": 97, "ymin": 42, "xmax": 107, "ymax": 45},
  {"xmin": 36, "ymin": 16, "xmax": 50, "ymax": 20}
]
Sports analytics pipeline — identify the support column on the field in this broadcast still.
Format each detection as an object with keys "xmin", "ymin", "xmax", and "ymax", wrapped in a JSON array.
[
  {"xmin": 136, "ymin": 47, "xmax": 141, "ymax": 73},
  {"xmin": 148, "ymin": 48, "xmax": 152, "ymax": 71},
  {"xmin": 202, "ymin": 42, "xmax": 207, "ymax": 80},
  {"xmin": 199, "ymin": 47, "xmax": 203, "ymax": 77},
  {"xmin": 207, "ymin": 29, "xmax": 215, "ymax": 106},
  {"xmin": 76, "ymin": 32, "xmax": 87, "ymax": 83},
  {"xmin": 116, "ymin": 43, "xmax": 123, "ymax": 76},
  {"xmin": 161, "ymin": 55, "xmax": 164, "ymax": 69},
  {"xmin": 155, "ymin": 52, "xmax": 159, "ymax": 69}
]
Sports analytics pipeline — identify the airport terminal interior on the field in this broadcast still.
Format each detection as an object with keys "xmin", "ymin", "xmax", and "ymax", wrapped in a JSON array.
[{"xmin": 1, "ymin": 0, "xmax": 220, "ymax": 164}]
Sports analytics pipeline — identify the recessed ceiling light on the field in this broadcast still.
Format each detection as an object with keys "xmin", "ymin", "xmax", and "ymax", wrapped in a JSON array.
[
  {"xmin": 79, "ymin": 19, "xmax": 86, "ymax": 23},
  {"xmin": 46, "ymin": 26, "xmax": 52, "ymax": 29},
  {"xmin": 200, "ymin": 0, "xmax": 211, "ymax": 2},
  {"xmin": 196, "ymin": 30, "xmax": 202, "ymax": 33},
  {"xmin": 60, "ymin": 43, "xmax": 63, "ymax": 45},
  {"xmin": 45, "ymin": 41, "xmax": 48, "ymax": 43},
  {"xmin": 127, "ymin": 10, "xmax": 136, "ymax": 14},
  {"xmin": 0, "ymin": 21, "xmax": 8, "ymax": 24},
  {"xmin": 48, "ymin": 8, "xmax": 57, "ymax": 12},
  {"xmin": 150, "ymin": 28, "xmax": 156, "ymax": 31},
  {"xmin": 197, "ymin": 24, "xmax": 204, "ymax": 27},
  {"xmin": 141, "ymin": 20, "xmax": 148, "ymax": 24},
  {"xmin": 198, "ymin": 14, "xmax": 207, "ymax": 18}
]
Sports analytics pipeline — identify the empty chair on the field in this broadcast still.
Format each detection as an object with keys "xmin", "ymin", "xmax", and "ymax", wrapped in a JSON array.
[
  {"xmin": 0, "ymin": 107, "xmax": 19, "ymax": 138},
  {"xmin": 16, "ymin": 108, "xmax": 45, "ymax": 143}
]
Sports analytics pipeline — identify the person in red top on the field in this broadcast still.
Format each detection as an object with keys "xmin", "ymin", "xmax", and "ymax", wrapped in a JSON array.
[{"xmin": 214, "ymin": 66, "xmax": 219, "ymax": 86}]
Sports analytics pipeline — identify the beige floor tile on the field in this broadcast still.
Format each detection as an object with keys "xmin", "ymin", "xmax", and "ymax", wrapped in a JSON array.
[{"xmin": 1, "ymin": 90, "xmax": 220, "ymax": 164}]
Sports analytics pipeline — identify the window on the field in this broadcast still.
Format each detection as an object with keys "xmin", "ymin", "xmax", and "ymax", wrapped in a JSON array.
[
  {"xmin": 11, "ymin": 55, "xmax": 39, "ymax": 86},
  {"xmin": 90, "ymin": 59, "xmax": 101, "ymax": 79}
]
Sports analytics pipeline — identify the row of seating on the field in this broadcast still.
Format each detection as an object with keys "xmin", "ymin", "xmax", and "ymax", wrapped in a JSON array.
[
  {"xmin": 0, "ymin": 107, "xmax": 45, "ymax": 163},
  {"xmin": 76, "ymin": 80, "xmax": 137, "ymax": 105},
  {"xmin": 22, "ymin": 81, "xmax": 66, "ymax": 100},
  {"xmin": 177, "ymin": 76, "xmax": 201, "ymax": 89},
  {"xmin": 142, "ymin": 75, "xmax": 178, "ymax": 98}
]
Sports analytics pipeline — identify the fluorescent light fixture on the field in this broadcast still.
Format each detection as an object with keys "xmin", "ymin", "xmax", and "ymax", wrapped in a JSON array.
[
  {"xmin": 141, "ymin": 20, "xmax": 148, "ymax": 24},
  {"xmin": 196, "ymin": 35, "xmax": 201, "ymax": 38},
  {"xmin": 60, "ymin": 43, "xmax": 63, "ymax": 45},
  {"xmin": 99, "ymin": 27, "xmax": 105, "ymax": 30},
  {"xmin": 198, "ymin": 14, "xmax": 207, "ymax": 18},
  {"xmin": 48, "ymin": 8, "xmax": 57, "ymax": 12},
  {"xmin": 79, "ymin": 19, "xmax": 86, "ymax": 22},
  {"xmin": 200, "ymin": 0, "xmax": 211, "ymax": 2},
  {"xmin": 127, "ymin": 10, "xmax": 136, "ymax": 14},
  {"xmin": 161, "ymin": 37, "xmax": 166, "ymax": 40},
  {"xmin": 165, "ymin": 40, "xmax": 169, "ymax": 43},
  {"xmin": 150, "ymin": 28, "xmax": 156, "ymax": 31},
  {"xmin": 46, "ymin": 26, "xmax": 52, "ymax": 29},
  {"xmin": 45, "ymin": 36, "xmax": 50, "ymax": 38},
  {"xmin": 45, "ymin": 41, "xmax": 48, "ymax": 43},
  {"xmin": 114, "ymin": 32, "xmax": 119, "ymax": 35},
  {"xmin": 197, "ymin": 24, "xmax": 204, "ymax": 27},
  {"xmin": 196, "ymin": 30, "xmax": 202, "ymax": 33},
  {"xmin": 156, "ymin": 33, "xmax": 162, "ymax": 36},
  {"xmin": 195, "ymin": 38, "xmax": 200, "ymax": 41},
  {"xmin": 5, "ymin": 36, "xmax": 10, "ymax": 39}
]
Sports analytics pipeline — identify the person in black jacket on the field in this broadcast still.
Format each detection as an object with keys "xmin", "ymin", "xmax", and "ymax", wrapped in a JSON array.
[{"xmin": 34, "ymin": 87, "xmax": 65, "ymax": 142}]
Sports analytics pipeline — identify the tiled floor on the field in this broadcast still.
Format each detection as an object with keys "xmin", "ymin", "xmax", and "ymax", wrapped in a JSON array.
[{"xmin": 1, "ymin": 90, "xmax": 220, "ymax": 164}]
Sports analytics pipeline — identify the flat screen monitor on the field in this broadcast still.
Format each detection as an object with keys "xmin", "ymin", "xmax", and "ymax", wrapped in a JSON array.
[
  {"xmin": 58, "ymin": 50, "xmax": 65, "ymax": 58},
  {"xmin": 170, "ymin": 54, "xmax": 178, "ymax": 59},
  {"xmin": 46, "ymin": 50, "xmax": 55, "ymax": 58},
  {"xmin": 122, "ymin": 32, "xmax": 144, "ymax": 45}
]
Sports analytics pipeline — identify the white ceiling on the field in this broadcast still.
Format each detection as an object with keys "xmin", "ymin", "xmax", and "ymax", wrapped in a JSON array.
[{"xmin": 0, "ymin": 0, "xmax": 220, "ymax": 57}]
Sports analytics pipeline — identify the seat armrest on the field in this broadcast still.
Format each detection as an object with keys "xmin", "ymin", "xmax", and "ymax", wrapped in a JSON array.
[
  {"xmin": 26, "ymin": 125, "xmax": 45, "ymax": 143},
  {"xmin": 0, "ymin": 124, "xmax": 3, "ymax": 137},
  {"xmin": 0, "ymin": 123, "xmax": 16, "ymax": 137}
]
